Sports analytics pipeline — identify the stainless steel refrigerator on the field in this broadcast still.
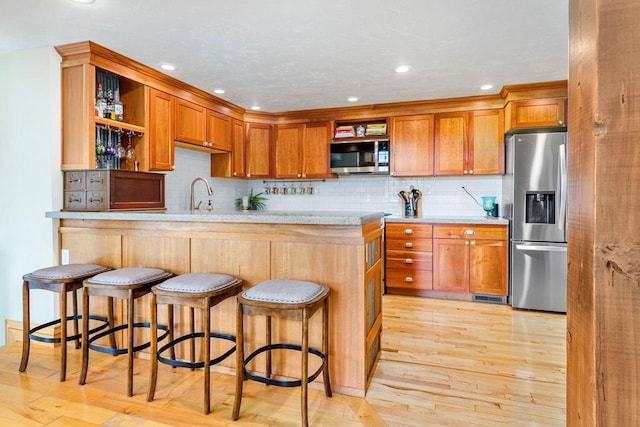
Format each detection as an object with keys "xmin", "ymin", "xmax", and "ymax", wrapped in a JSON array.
[{"xmin": 503, "ymin": 129, "xmax": 567, "ymax": 312}]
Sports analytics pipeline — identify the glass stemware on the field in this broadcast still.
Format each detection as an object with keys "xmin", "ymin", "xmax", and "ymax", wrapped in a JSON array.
[{"xmin": 481, "ymin": 196, "xmax": 496, "ymax": 217}]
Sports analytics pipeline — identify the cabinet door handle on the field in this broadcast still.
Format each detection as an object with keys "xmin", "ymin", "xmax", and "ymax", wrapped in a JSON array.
[
  {"xmin": 405, "ymin": 242, "xmax": 413, "ymax": 248},
  {"xmin": 469, "ymin": 170, "xmax": 474, "ymax": 174},
  {"xmin": 465, "ymin": 240, "xmax": 470, "ymax": 245},
  {"xmin": 470, "ymin": 240, "xmax": 476, "ymax": 245},
  {"xmin": 404, "ymin": 229, "xmax": 414, "ymax": 235},
  {"xmin": 404, "ymin": 258, "xmax": 414, "ymax": 264},
  {"xmin": 404, "ymin": 277, "xmax": 414, "ymax": 283}
]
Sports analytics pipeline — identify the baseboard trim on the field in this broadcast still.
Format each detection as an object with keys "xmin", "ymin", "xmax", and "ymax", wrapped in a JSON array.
[{"xmin": 5, "ymin": 319, "xmax": 59, "ymax": 347}]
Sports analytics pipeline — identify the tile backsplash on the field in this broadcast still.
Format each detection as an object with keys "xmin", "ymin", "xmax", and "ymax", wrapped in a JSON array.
[{"xmin": 165, "ymin": 147, "xmax": 502, "ymax": 217}]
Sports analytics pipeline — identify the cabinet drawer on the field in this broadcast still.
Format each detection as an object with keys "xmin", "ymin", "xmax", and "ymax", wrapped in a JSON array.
[
  {"xmin": 386, "ymin": 223, "xmax": 433, "ymax": 239},
  {"xmin": 386, "ymin": 238, "xmax": 433, "ymax": 252},
  {"xmin": 86, "ymin": 191, "xmax": 108, "ymax": 210},
  {"xmin": 386, "ymin": 269, "xmax": 432, "ymax": 290},
  {"xmin": 86, "ymin": 170, "xmax": 107, "ymax": 190},
  {"xmin": 64, "ymin": 191, "xmax": 86, "ymax": 210},
  {"xmin": 433, "ymin": 224, "xmax": 507, "ymax": 240},
  {"xmin": 64, "ymin": 171, "xmax": 85, "ymax": 191},
  {"xmin": 386, "ymin": 252, "xmax": 432, "ymax": 271}
]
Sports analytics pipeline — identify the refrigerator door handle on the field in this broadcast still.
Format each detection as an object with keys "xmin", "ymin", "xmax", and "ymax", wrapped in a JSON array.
[
  {"xmin": 558, "ymin": 143, "xmax": 567, "ymax": 231},
  {"xmin": 515, "ymin": 244, "xmax": 567, "ymax": 252}
]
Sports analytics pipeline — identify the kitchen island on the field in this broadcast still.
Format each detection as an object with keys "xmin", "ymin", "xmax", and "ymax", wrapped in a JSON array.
[{"xmin": 46, "ymin": 210, "xmax": 384, "ymax": 397}]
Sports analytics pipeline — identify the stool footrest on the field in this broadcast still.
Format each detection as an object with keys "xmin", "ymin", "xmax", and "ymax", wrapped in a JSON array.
[
  {"xmin": 157, "ymin": 332, "xmax": 236, "ymax": 369},
  {"xmin": 29, "ymin": 314, "xmax": 109, "ymax": 344},
  {"xmin": 88, "ymin": 322, "xmax": 169, "ymax": 355},
  {"xmin": 243, "ymin": 343, "xmax": 327, "ymax": 388}
]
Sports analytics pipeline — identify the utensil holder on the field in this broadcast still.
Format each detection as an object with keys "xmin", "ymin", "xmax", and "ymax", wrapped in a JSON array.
[{"xmin": 402, "ymin": 199, "xmax": 420, "ymax": 218}]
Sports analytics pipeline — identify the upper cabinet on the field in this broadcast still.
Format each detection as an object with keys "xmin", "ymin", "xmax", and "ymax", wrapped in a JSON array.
[
  {"xmin": 505, "ymin": 98, "xmax": 567, "ymax": 131},
  {"xmin": 390, "ymin": 114, "xmax": 434, "ymax": 177},
  {"xmin": 469, "ymin": 109, "xmax": 505, "ymax": 175},
  {"xmin": 231, "ymin": 119, "xmax": 246, "ymax": 177},
  {"xmin": 246, "ymin": 123, "xmax": 272, "ymax": 178},
  {"xmin": 434, "ymin": 112, "xmax": 468, "ymax": 176},
  {"xmin": 207, "ymin": 110, "xmax": 232, "ymax": 151},
  {"xmin": 274, "ymin": 122, "xmax": 331, "ymax": 179},
  {"xmin": 148, "ymin": 88, "xmax": 174, "ymax": 171},
  {"xmin": 434, "ymin": 109, "xmax": 504, "ymax": 176},
  {"xmin": 174, "ymin": 98, "xmax": 207, "ymax": 147},
  {"xmin": 58, "ymin": 59, "xmax": 146, "ymax": 171}
]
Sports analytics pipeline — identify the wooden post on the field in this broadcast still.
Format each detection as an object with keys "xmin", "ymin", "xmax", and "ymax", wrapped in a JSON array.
[{"xmin": 568, "ymin": 0, "xmax": 640, "ymax": 425}]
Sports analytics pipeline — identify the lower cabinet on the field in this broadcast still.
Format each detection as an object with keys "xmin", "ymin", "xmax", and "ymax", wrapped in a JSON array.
[
  {"xmin": 385, "ymin": 223, "xmax": 433, "ymax": 295},
  {"xmin": 385, "ymin": 222, "xmax": 509, "ymax": 298},
  {"xmin": 433, "ymin": 224, "xmax": 508, "ymax": 296}
]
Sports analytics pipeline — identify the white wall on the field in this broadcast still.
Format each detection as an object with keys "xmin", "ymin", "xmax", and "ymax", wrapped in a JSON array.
[{"xmin": 0, "ymin": 47, "xmax": 61, "ymax": 345}]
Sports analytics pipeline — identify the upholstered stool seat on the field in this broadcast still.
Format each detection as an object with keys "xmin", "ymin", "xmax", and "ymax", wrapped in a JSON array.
[
  {"xmin": 19, "ymin": 263, "xmax": 111, "ymax": 381},
  {"xmin": 232, "ymin": 279, "xmax": 331, "ymax": 426},
  {"xmin": 79, "ymin": 267, "xmax": 174, "ymax": 397},
  {"xmin": 147, "ymin": 273, "xmax": 243, "ymax": 414}
]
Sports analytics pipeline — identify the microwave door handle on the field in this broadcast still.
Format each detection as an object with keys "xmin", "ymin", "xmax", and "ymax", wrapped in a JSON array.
[{"xmin": 558, "ymin": 144, "xmax": 567, "ymax": 231}]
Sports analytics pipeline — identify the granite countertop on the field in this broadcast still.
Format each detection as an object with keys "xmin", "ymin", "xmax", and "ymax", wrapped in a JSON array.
[
  {"xmin": 46, "ymin": 210, "xmax": 385, "ymax": 226},
  {"xmin": 384, "ymin": 215, "xmax": 509, "ymax": 225}
]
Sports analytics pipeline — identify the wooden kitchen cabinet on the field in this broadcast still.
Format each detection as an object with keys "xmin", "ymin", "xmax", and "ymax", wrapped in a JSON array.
[
  {"xmin": 505, "ymin": 98, "xmax": 567, "ymax": 131},
  {"xmin": 469, "ymin": 109, "xmax": 505, "ymax": 175},
  {"xmin": 246, "ymin": 123, "xmax": 272, "ymax": 178},
  {"xmin": 385, "ymin": 223, "xmax": 433, "ymax": 294},
  {"xmin": 207, "ymin": 110, "xmax": 232, "ymax": 151},
  {"xmin": 274, "ymin": 122, "xmax": 331, "ymax": 179},
  {"xmin": 147, "ymin": 88, "xmax": 174, "ymax": 171},
  {"xmin": 434, "ymin": 110, "xmax": 504, "ymax": 176},
  {"xmin": 275, "ymin": 124, "xmax": 303, "ymax": 179},
  {"xmin": 390, "ymin": 114, "xmax": 434, "ymax": 176},
  {"xmin": 174, "ymin": 98, "xmax": 207, "ymax": 147},
  {"xmin": 433, "ymin": 224, "xmax": 508, "ymax": 296},
  {"xmin": 231, "ymin": 119, "xmax": 246, "ymax": 177}
]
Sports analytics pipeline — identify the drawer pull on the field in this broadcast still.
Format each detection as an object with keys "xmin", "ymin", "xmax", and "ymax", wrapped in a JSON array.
[
  {"xmin": 89, "ymin": 177, "xmax": 104, "ymax": 184},
  {"xmin": 68, "ymin": 196, "xmax": 81, "ymax": 203},
  {"xmin": 89, "ymin": 197, "xmax": 103, "ymax": 203},
  {"xmin": 464, "ymin": 229, "xmax": 475, "ymax": 235},
  {"xmin": 404, "ymin": 258, "xmax": 414, "ymax": 264},
  {"xmin": 404, "ymin": 277, "xmax": 414, "ymax": 283},
  {"xmin": 404, "ymin": 229, "xmax": 414, "ymax": 235},
  {"xmin": 405, "ymin": 242, "xmax": 413, "ymax": 248},
  {"xmin": 67, "ymin": 178, "xmax": 82, "ymax": 184}
]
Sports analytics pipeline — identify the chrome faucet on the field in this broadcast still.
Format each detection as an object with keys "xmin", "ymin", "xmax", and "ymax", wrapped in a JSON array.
[{"xmin": 190, "ymin": 177, "xmax": 213, "ymax": 213}]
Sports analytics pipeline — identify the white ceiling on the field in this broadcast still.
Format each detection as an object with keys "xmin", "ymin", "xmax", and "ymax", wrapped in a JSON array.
[{"xmin": 0, "ymin": 0, "xmax": 568, "ymax": 113}]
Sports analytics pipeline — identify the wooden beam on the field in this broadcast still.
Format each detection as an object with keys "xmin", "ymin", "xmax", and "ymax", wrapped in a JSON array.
[{"xmin": 568, "ymin": 0, "xmax": 640, "ymax": 425}]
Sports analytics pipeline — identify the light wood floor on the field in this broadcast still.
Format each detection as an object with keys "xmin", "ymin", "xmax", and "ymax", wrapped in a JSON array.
[{"xmin": 0, "ymin": 296, "xmax": 566, "ymax": 426}]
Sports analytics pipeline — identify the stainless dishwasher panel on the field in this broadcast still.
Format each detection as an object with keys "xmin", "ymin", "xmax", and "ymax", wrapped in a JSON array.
[{"xmin": 511, "ymin": 241, "xmax": 567, "ymax": 312}]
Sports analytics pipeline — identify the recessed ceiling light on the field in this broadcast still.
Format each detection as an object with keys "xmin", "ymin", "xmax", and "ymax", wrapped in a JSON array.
[
  {"xmin": 480, "ymin": 84, "xmax": 494, "ymax": 91},
  {"xmin": 250, "ymin": 105, "xmax": 261, "ymax": 111},
  {"xmin": 160, "ymin": 63, "xmax": 177, "ymax": 71},
  {"xmin": 70, "ymin": 0, "xmax": 95, "ymax": 3},
  {"xmin": 395, "ymin": 65, "xmax": 411, "ymax": 73},
  {"xmin": 347, "ymin": 96, "xmax": 359, "ymax": 102},
  {"xmin": 213, "ymin": 88, "xmax": 226, "ymax": 95}
]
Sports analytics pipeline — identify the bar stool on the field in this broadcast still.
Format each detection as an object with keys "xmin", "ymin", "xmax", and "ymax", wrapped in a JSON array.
[
  {"xmin": 147, "ymin": 273, "xmax": 243, "ymax": 414},
  {"xmin": 19, "ymin": 263, "xmax": 111, "ymax": 381},
  {"xmin": 232, "ymin": 279, "xmax": 331, "ymax": 427},
  {"xmin": 79, "ymin": 267, "xmax": 173, "ymax": 397}
]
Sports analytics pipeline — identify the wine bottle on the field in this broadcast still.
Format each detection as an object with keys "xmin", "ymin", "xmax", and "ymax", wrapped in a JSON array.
[
  {"xmin": 114, "ymin": 89, "xmax": 124, "ymax": 121},
  {"xmin": 105, "ymin": 89, "xmax": 115, "ymax": 120},
  {"xmin": 95, "ymin": 83, "xmax": 106, "ymax": 118}
]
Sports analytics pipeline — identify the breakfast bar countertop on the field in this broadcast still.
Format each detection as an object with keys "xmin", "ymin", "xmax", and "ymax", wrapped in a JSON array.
[{"xmin": 45, "ymin": 210, "xmax": 385, "ymax": 226}]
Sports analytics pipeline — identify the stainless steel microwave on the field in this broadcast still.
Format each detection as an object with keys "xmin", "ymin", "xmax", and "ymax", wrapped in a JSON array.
[{"xmin": 330, "ymin": 139, "xmax": 389, "ymax": 175}]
